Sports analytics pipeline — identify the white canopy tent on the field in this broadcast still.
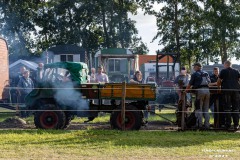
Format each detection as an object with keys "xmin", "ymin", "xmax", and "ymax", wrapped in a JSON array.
[{"xmin": 9, "ymin": 59, "xmax": 38, "ymax": 71}]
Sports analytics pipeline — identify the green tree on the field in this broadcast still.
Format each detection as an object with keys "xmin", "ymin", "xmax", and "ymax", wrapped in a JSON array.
[
  {"xmin": 138, "ymin": 0, "xmax": 182, "ymax": 65},
  {"xmin": 139, "ymin": 0, "xmax": 240, "ymax": 65},
  {"xmin": 201, "ymin": 0, "xmax": 240, "ymax": 63},
  {"xmin": 1, "ymin": 0, "xmax": 148, "ymax": 60},
  {"xmin": 0, "ymin": 0, "xmax": 39, "ymax": 61},
  {"xmin": 130, "ymin": 36, "xmax": 149, "ymax": 54}
]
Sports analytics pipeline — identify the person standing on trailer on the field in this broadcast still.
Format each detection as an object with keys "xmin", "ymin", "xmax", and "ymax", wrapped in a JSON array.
[
  {"xmin": 95, "ymin": 65, "xmax": 109, "ymax": 115},
  {"xmin": 95, "ymin": 65, "xmax": 109, "ymax": 83},
  {"xmin": 130, "ymin": 71, "xmax": 144, "ymax": 84},
  {"xmin": 130, "ymin": 71, "xmax": 149, "ymax": 125},
  {"xmin": 89, "ymin": 68, "xmax": 96, "ymax": 83},
  {"xmin": 217, "ymin": 60, "xmax": 240, "ymax": 130},
  {"xmin": 185, "ymin": 62, "xmax": 211, "ymax": 129}
]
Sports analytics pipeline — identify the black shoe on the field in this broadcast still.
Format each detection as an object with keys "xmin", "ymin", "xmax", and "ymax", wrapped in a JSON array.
[
  {"xmin": 142, "ymin": 120, "xmax": 148, "ymax": 126},
  {"xmin": 84, "ymin": 117, "xmax": 95, "ymax": 123},
  {"xmin": 144, "ymin": 121, "xmax": 148, "ymax": 126},
  {"xmin": 234, "ymin": 125, "xmax": 239, "ymax": 130}
]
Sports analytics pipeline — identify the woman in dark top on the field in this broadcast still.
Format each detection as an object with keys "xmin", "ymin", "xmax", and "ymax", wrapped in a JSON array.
[
  {"xmin": 130, "ymin": 71, "xmax": 149, "ymax": 124},
  {"xmin": 130, "ymin": 71, "xmax": 144, "ymax": 84}
]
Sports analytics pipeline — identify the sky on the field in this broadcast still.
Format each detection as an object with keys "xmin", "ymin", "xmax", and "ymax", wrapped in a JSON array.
[{"xmin": 129, "ymin": 8, "xmax": 162, "ymax": 55}]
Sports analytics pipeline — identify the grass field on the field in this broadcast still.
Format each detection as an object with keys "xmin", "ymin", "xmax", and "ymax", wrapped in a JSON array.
[
  {"xmin": 0, "ymin": 108, "xmax": 239, "ymax": 159},
  {"xmin": 0, "ymin": 129, "xmax": 239, "ymax": 159}
]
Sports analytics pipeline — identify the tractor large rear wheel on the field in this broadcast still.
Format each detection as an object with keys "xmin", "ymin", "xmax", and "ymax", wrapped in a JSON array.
[
  {"xmin": 34, "ymin": 104, "xmax": 66, "ymax": 129},
  {"xmin": 110, "ymin": 105, "xmax": 142, "ymax": 130}
]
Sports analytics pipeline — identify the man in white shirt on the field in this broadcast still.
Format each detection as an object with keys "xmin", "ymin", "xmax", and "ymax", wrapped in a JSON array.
[
  {"xmin": 89, "ymin": 68, "xmax": 96, "ymax": 83},
  {"xmin": 95, "ymin": 65, "xmax": 109, "ymax": 83}
]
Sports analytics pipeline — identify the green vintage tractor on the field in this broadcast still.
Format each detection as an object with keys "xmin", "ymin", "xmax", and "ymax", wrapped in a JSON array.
[{"xmin": 24, "ymin": 61, "xmax": 156, "ymax": 130}]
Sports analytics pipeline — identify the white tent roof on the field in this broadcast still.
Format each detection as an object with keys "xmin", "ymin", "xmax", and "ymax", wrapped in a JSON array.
[{"xmin": 9, "ymin": 59, "xmax": 38, "ymax": 70}]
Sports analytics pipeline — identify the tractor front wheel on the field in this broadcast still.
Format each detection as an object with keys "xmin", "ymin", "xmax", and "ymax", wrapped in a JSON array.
[{"xmin": 34, "ymin": 104, "xmax": 66, "ymax": 129}]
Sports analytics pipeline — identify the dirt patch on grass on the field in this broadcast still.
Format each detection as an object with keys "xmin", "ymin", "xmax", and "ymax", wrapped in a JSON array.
[
  {"xmin": 66, "ymin": 120, "xmax": 177, "ymax": 131},
  {"xmin": 0, "ymin": 117, "xmax": 27, "ymax": 128},
  {"xmin": 0, "ymin": 118, "xmax": 239, "ymax": 133},
  {"xmin": 67, "ymin": 122, "xmax": 111, "ymax": 130}
]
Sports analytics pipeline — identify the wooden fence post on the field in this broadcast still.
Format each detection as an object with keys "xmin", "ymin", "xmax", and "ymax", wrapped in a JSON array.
[
  {"xmin": 181, "ymin": 91, "xmax": 186, "ymax": 131},
  {"xmin": 121, "ymin": 82, "xmax": 126, "ymax": 130}
]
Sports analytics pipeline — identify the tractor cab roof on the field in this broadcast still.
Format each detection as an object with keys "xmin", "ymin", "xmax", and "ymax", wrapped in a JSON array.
[
  {"xmin": 44, "ymin": 62, "xmax": 88, "ymax": 83},
  {"xmin": 44, "ymin": 61, "xmax": 88, "ymax": 70}
]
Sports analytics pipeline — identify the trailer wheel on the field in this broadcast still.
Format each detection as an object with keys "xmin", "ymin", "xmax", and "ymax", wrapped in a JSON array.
[
  {"xmin": 110, "ymin": 106, "xmax": 142, "ymax": 130},
  {"xmin": 34, "ymin": 104, "xmax": 66, "ymax": 129}
]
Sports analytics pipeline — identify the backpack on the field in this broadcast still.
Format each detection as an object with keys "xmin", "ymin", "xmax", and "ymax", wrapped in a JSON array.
[
  {"xmin": 200, "ymin": 72, "xmax": 210, "ymax": 86},
  {"xmin": 193, "ymin": 71, "xmax": 210, "ymax": 88}
]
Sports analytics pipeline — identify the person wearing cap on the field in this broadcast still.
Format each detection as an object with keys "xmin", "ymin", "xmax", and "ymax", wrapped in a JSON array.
[
  {"xmin": 186, "ymin": 62, "xmax": 211, "ymax": 129},
  {"xmin": 95, "ymin": 65, "xmax": 109, "ymax": 83},
  {"xmin": 17, "ymin": 70, "xmax": 34, "ymax": 103},
  {"xmin": 217, "ymin": 60, "xmax": 240, "ymax": 130},
  {"xmin": 174, "ymin": 66, "xmax": 191, "ymax": 102}
]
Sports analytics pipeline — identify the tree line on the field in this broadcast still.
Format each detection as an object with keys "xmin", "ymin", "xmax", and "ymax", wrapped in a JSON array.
[
  {"xmin": 1, "ymin": 0, "xmax": 240, "ymax": 66},
  {"xmin": 138, "ymin": 0, "xmax": 240, "ymax": 66},
  {"xmin": 0, "ymin": 0, "xmax": 148, "ymax": 62}
]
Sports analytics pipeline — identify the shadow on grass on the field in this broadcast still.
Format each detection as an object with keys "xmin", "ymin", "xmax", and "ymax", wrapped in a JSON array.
[
  {"xmin": 0, "ymin": 129, "xmax": 239, "ymax": 149},
  {"xmin": 0, "ymin": 112, "xmax": 16, "ymax": 122}
]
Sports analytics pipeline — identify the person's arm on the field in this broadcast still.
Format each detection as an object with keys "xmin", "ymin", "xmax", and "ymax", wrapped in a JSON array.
[
  {"xmin": 217, "ymin": 69, "xmax": 224, "ymax": 89},
  {"xmin": 209, "ymin": 81, "xmax": 217, "ymax": 86},
  {"xmin": 105, "ymin": 74, "xmax": 109, "ymax": 83},
  {"xmin": 217, "ymin": 78, "xmax": 222, "ymax": 88},
  {"xmin": 185, "ymin": 74, "xmax": 194, "ymax": 92},
  {"xmin": 208, "ymin": 82, "xmax": 217, "ymax": 86},
  {"xmin": 208, "ymin": 75, "xmax": 217, "ymax": 86},
  {"xmin": 185, "ymin": 84, "xmax": 191, "ymax": 92},
  {"xmin": 130, "ymin": 79, "xmax": 139, "ymax": 84}
]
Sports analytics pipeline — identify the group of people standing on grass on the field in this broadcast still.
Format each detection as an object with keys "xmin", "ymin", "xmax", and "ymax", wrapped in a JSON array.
[
  {"xmin": 175, "ymin": 60, "xmax": 240, "ymax": 130},
  {"xmin": 17, "ymin": 60, "xmax": 240, "ymax": 130}
]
